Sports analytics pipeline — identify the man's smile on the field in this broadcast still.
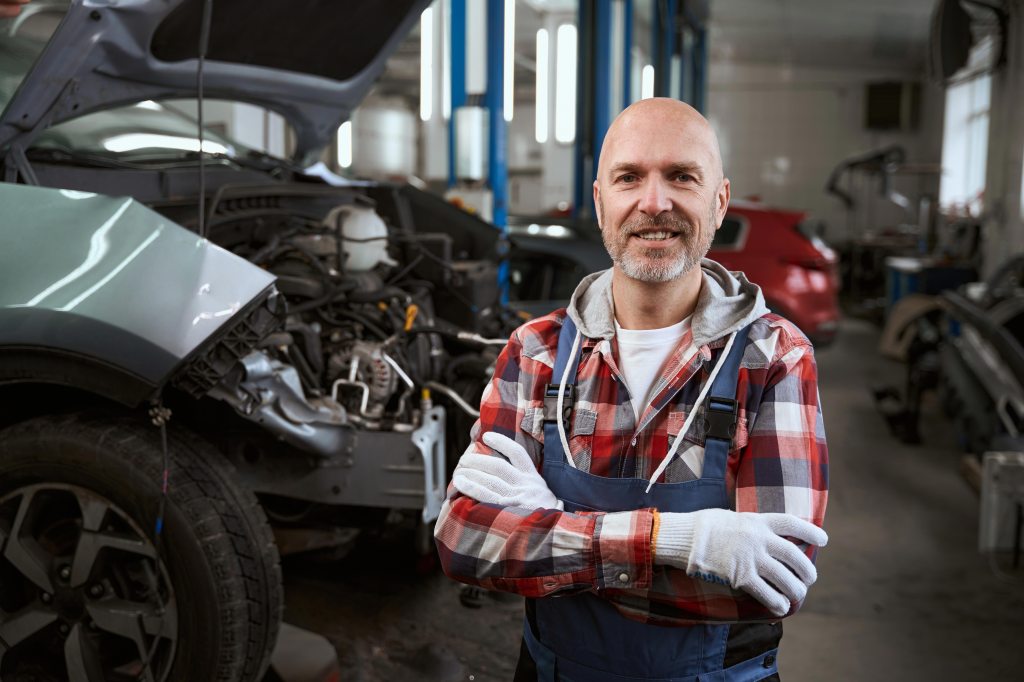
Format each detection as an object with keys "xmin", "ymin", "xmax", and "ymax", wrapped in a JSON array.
[{"xmin": 630, "ymin": 230, "xmax": 679, "ymax": 243}]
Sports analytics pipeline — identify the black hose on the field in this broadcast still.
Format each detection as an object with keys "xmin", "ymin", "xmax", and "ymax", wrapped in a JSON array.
[{"xmin": 318, "ymin": 307, "xmax": 390, "ymax": 340}]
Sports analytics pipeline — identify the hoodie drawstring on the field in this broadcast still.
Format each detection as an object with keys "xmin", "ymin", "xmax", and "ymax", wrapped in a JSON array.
[{"xmin": 644, "ymin": 330, "xmax": 738, "ymax": 493}]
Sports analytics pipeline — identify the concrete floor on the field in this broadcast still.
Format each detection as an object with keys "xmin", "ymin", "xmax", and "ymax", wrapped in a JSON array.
[{"xmin": 283, "ymin": 317, "xmax": 1024, "ymax": 681}]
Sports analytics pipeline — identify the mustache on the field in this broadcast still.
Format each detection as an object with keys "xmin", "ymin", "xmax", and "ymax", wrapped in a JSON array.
[{"xmin": 620, "ymin": 213, "xmax": 694, "ymax": 235}]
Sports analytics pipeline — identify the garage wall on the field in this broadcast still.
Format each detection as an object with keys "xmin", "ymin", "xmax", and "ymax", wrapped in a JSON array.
[{"xmin": 708, "ymin": 62, "xmax": 944, "ymax": 244}]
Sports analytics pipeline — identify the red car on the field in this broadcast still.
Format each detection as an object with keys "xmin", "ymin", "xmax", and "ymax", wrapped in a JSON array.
[{"xmin": 710, "ymin": 200, "xmax": 840, "ymax": 346}]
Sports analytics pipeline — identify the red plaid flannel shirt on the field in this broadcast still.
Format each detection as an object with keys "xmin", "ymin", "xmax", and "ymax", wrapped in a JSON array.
[{"xmin": 435, "ymin": 307, "xmax": 828, "ymax": 625}]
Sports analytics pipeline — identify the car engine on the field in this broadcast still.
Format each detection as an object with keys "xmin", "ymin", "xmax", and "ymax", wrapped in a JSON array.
[{"xmin": 165, "ymin": 184, "xmax": 513, "ymax": 529}]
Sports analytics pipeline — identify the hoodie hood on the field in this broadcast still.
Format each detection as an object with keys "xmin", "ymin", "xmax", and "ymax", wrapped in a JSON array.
[{"xmin": 566, "ymin": 259, "xmax": 770, "ymax": 348}]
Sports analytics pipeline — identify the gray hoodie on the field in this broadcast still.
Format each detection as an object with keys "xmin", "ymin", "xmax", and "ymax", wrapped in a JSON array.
[{"xmin": 565, "ymin": 258, "xmax": 770, "ymax": 347}]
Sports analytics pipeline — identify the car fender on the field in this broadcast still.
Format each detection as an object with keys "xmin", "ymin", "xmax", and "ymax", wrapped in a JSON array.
[{"xmin": 0, "ymin": 183, "xmax": 277, "ymax": 405}]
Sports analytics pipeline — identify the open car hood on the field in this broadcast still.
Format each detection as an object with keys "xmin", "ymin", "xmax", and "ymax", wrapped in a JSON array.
[{"xmin": 0, "ymin": 0, "xmax": 428, "ymax": 164}]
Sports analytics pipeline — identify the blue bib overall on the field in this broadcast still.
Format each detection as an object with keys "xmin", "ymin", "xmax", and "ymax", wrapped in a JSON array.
[{"xmin": 522, "ymin": 316, "xmax": 779, "ymax": 682}]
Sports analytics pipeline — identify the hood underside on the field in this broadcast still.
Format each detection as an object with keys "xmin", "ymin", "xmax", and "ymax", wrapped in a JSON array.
[{"xmin": 0, "ymin": 0, "xmax": 427, "ymax": 164}]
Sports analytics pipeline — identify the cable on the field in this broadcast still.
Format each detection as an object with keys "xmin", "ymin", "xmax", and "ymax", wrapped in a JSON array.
[{"xmin": 139, "ymin": 402, "xmax": 172, "ymax": 680}]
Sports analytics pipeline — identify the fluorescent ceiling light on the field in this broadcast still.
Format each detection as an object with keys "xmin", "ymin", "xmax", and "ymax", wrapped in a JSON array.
[
  {"xmin": 102, "ymin": 133, "xmax": 228, "ymax": 155},
  {"xmin": 535, "ymin": 28, "xmax": 548, "ymax": 143},
  {"xmin": 337, "ymin": 121, "xmax": 352, "ymax": 168},
  {"xmin": 555, "ymin": 23, "xmax": 577, "ymax": 144},
  {"xmin": 420, "ymin": 6, "xmax": 434, "ymax": 122},
  {"xmin": 442, "ymin": 0, "xmax": 451, "ymax": 120},
  {"xmin": 641, "ymin": 64, "xmax": 654, "ymax": 100},
  {"xmin": 503, "ymin": 0, "xmax": 515, "ymax": 122}
]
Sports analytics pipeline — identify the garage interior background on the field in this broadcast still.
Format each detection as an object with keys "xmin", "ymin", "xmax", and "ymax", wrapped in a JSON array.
[
  {"xmin": 185, "ymin": 0, "xmax": 1021, "ymax": 268},
  {"xmin": 3, "ymin": 0, "xmax": 1024, "ymax": 681},
  {"xmin": 249, "ymin": 1, "xmax": 1022, "ymax": 679}
]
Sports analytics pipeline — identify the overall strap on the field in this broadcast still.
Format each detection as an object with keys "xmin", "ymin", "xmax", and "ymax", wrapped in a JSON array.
[
  {"xmin": 542, "ymin": 314, "xmax": 581, "ymax": 466},
  {"xmin": 700, "ymin": 324, "xmax": 752, "ymax": 481}
]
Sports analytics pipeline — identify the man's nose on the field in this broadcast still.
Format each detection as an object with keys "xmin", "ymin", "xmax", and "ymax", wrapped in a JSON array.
[{"xmin": 637, "ymin": 177, "xmax": 673, "ymax": 216}]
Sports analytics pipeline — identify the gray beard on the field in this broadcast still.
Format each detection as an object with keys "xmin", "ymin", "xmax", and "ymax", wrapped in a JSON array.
[{"xmin": 600, "ymin": 202, "xmax": 716, "ymax": 283}]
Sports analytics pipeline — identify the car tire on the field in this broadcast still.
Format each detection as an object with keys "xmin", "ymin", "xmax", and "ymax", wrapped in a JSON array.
[{"xmin": 0, "ymin": 413, "xmax": 282, "ymax": 682}]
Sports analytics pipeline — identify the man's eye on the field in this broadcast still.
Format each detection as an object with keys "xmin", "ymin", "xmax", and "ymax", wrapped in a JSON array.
[
  {"xmin": 674, "ymin": 173, "xmax": 693, "ymax": 182},
  {"xmin": 618, "ymin": 174, "xmax": 637, "ymax": 183}
]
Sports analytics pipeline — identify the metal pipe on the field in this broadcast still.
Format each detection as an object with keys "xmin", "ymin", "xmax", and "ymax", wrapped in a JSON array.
[
  {"xmin": 425, "ymin": 381, "xmax": 481, "ymax": 419},
  {"xmin": 331, "ymin": 379, "xmax": 371, "ymax": 416},
  {"xmin": 381, "ymin": 352, "xmax": 415, "ymax": 389}
]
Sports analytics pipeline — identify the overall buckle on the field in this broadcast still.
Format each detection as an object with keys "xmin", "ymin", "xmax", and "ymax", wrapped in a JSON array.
[
  {"xmin": 704, "ymin": 397, "xmax": 738, "ymax": 441},
  {"xmin": 543, "ymin": 383, "xmax": 574, "ymax": 428}
]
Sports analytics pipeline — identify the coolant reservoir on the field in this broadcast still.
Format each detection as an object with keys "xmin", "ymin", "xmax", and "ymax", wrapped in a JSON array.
[{"xmin": 324, "ymin": 205, "xmax": 396, "ymax": 273}]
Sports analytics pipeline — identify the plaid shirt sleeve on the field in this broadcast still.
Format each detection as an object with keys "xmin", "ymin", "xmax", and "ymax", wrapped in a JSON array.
[
  {"xmin": 615, "ymin": 329, "xmax": 829, "ymax": 625},
  {"xmin": 434, "ymin": 315, "xmax": 659, "ymax": 596},
  {"xmin": 434, "ymin": 314, "xmax": 829, "ymax": 623}
]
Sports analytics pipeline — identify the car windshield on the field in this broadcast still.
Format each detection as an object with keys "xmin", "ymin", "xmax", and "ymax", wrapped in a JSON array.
[{"xmin": 1, "ymin": 9, "xmax": 259, "ymax": 163}]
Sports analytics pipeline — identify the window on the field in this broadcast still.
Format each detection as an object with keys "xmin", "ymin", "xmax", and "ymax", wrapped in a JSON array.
[
  {"xmin": 509, "ymin": 254, "xmax": 586, "ymax": 302},
  {"xmin": 940, "ymin": 74, "xmax": 991, "ymax": 216},
  {"xmin": 711, "ymin": 216, "xmax": 746, "ymax": 250}
]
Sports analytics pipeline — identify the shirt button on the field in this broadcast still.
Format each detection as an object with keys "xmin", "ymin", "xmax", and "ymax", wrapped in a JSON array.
[
  {"xmin": 630, "ymin": 438, "xmax": 637, "ymax": 447},
  {"xmin": 763, "ymin": 654, "xmax": 776, "ymax": 668},
  {"xmin": 618, "ymin": 572, "xmax": 629, "ymax": 583}
]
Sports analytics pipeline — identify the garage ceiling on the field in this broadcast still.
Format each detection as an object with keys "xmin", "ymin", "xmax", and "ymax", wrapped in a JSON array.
[
  {"xmin": 372, "ymin": 0, "xmax": 941, "ymax": 107},
  {"xmin": 709, "ymin": 0, "xmax": 939, "ymax": 72}
]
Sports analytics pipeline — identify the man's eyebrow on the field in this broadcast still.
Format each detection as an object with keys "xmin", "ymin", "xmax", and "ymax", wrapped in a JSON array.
[
  {"xmin": 666, "ymin": 162, "xmax": 705, "ymax": 180},
  {"xmin": 607, "ymin": 162, "xmax": 706, "ymax": 180},
  {"xmin": 608, "ymin": 163, "xmax": 642, "ymax": 176}
]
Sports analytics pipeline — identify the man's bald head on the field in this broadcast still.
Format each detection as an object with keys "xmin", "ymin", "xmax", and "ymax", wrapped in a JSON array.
[
  {"xmin": 597, "ymin": 98, "xmax": 724, "ymax": 186},
  {"xmin": 592, "ymin": 98, "xmax": 731, "ymax": 284}
]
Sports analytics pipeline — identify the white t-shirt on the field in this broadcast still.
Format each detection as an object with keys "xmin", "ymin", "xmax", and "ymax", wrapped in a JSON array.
[{"xmin": 614, "ymin": 316, "xmax": 692, "ymax": 420}]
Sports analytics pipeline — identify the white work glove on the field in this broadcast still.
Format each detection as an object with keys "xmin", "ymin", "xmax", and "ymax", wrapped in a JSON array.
[
  {"xmin": 452, "ymin": 432, "xmax": 564, "ymax": 511},
  {"xmin": 654, "ymin": 509, "xmax": 828, "ymax": 617}
]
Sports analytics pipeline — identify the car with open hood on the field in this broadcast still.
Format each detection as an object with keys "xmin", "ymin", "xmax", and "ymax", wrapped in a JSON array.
[{"xmin": 0, "ymin": 2, "xmax": 518, "ymax": 679}]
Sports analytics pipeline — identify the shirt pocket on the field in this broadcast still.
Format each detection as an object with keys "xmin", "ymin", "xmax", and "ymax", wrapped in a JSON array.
[
  {"xmin": 667, "ymin": 407, "xmax": 749, "ymax": 453},
  {"xmin": 567, "ymin": 407, "xmax": 597, "ymax": 470}
]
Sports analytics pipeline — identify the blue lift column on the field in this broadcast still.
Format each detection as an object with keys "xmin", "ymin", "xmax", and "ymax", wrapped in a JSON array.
[
  {"xmin": 653, "ymin": 0, "xmax": 678, "ymax": 97},
  {"xmin": 691, "ymin": 27, "xmax": 707, "ymax": 113},
  {"xmin": 622, "ymin": 0, "xmax": 633, "ymax": 110},
  {"xmin": 572, "ymin": 0, "xmax": 616, "ymax": 219},
  {"xmin": 485, "ymin": 0, "xmax": 509, "ymax": 303},
  {"xmin": 485, "ymin": 0, "xmax": 508, "ymax": 231},
  {"xmin": 447, "ymin": 0, "xmax": 467, "ymax": 188},
  {"xmin": 592, "ymin": 0, "xmax": 613, "ymax": 190}
]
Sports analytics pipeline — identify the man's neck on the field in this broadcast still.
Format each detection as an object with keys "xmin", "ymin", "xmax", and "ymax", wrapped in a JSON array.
[{"xmin": 611, "ymin": 265, "xmax": 703, "ymax": 330}]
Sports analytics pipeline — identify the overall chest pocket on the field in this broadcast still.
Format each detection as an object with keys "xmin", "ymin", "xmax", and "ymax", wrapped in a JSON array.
[{"xmin": 664, "ymin": 408, "xmax": 749, "ymax": 480}]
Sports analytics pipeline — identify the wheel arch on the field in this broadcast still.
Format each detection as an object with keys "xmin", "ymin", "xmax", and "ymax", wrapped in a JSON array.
[{"xmin": 0, "ymin": 346, "xmax": 159, "ymax": 407}]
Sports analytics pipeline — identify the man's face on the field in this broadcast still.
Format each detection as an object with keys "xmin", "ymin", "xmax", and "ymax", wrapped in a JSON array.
[{"xmin": 594, "ymin": 104, "xmax": 729, "ymax": 283}]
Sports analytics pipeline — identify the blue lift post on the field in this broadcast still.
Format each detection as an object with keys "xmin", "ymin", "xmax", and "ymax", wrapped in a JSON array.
[
  {"xmin": 691, "ymin": 27, "xmax": 707, "ymax": 113},
  {"xmin": 572, "ymin": 0, "xmax": 589, "ymax": 218},
  {"xmin": 447, "ymin": 0, "xmax": 467, "ymax": 188},
  {"xmin": 679, "ymin": 26, "xmax": 688, "ymax": 103},
  {"xmin": 592, "ymin": 0, "xmax": 613, "ymax": 187},
  {"xmin": 622, "ymin": 0, "xmax": 633, "ymax": 110},
  {"xmin": 573, "ymin": 0, "xmax": 618, "ymax": 218},
  {"xmin": 484, "ymin": 0, "xmax": 509, "ymax": 303},
  {"xmin": 653, "ymin": 0, "xmax": 677, "ymax": 97}
]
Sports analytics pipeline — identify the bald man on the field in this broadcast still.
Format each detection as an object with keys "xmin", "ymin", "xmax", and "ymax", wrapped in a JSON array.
[{"xmin": 436, "ymin": 99, "xmax": 829, "ymax": 681}]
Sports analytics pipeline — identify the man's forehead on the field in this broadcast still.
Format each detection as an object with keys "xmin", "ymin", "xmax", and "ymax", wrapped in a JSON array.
[
  {"xmin": 599, "ymin": 99, "xmax": 721, "ymax": 178},
  {"xmin": 602, "ymin": 130, "xmax": 714, "ymax": 175}
]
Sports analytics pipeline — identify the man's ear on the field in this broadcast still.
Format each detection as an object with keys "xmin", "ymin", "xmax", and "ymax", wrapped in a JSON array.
[
  {"xmin": 592, "ymin": 180, "xmax": 602, "ymax": 229},
  {"xmin": 716, "ymin": 178, "xmax": 731, "ymax": 227}
]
